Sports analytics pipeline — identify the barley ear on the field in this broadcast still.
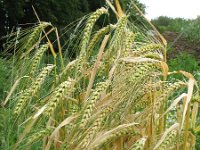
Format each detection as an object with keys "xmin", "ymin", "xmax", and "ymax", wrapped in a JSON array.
[
  {"xmin": 44, "ymin": 78, "xmax": 75, "ymax": 116},
  {"xmin": 87, "ymin": 24, "xmax": 116, "ymax": 54},
  {"xmin": 121, "ymin": 31, "xmax": 135, "ymax": 57},
  {"xmin": 77, "ymin": 105, "xmax": 114, "ymax": 149},
  {"xmin": 130, "ymin": 137, "xmax": 147, "ymax": 150},
  {"xmin": 30, "ymin": 43, "xmax": 49, "ymax": 76},
  {"xmin": 77, "ymin": 8, "xmax": 108, "ymax": 74},
  {"xmin": 80, "ymin": 7, "xmax": 108, "ymax": 56},
  {"xmin": 80, "ymin": 80, "xmax": 110, "ymax": 128},
  {"xmin": 26, "ymin": 128, "xmax": 52, "ymax": 145},
  {"xmin": 21, "ymin": 22, "xmax": 51, "ymax": 58},
  {"xmin": 88, "ymin": 123, "xmax": 138, "ymax": 149},
  {"xmin": 14, "ymin": 65, "xmax": 54, "ymax": 115}
]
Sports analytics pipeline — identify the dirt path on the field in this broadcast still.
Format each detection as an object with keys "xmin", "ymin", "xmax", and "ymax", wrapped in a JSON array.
[{"xmin": 163, "ymin": 31, "xmax": 200, "ymax": 60}]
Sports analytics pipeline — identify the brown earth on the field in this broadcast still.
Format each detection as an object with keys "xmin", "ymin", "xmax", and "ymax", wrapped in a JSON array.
[{"xmin": 163, "ymin": 31, "xmax": 200, "ymax": 60}]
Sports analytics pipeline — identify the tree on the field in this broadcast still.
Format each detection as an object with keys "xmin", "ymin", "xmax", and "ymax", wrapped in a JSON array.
[{"xmin": 0, "ymin": 0, "xmax": 145, "ymax": 51}]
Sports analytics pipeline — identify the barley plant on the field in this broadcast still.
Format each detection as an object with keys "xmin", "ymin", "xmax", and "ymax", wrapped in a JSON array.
[{"xmin": 1, "ymin": 1, "xmax": 199, "ymax": 150}]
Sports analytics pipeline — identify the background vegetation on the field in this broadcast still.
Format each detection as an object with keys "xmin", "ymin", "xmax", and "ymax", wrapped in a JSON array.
[
  {"xmin": 0, "ymin": 0, "xmax": 145, "ymax": 51},
  {"xmin": 152, "ymin": 16, "xmax": 200, "ymax": 42}
]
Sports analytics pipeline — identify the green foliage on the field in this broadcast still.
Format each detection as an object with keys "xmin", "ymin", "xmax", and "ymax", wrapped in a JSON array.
[
  {"xmin": 168, "ymin": 52, "xmax": 200, "ymax": 82},
  {"xmin": 152, "ymin": 16, "xmax": 200, "ymax": 43},
  {"xmin": 183, "ymin": 16, "xmax": 200, "ymax": 42},
  {"xmin": 2, "ymin": 0, "xmax": 90, "ymax": 27},
  {"xmin": 0, "ymin": 58, "xmax": 12, "ymax": 100},
  {"xmin": 169, "ymin": 52, "xmax": 199, "ymax": 73},
  {"xmin": 0, "ymin": 0, "xmax": 90, "ymax": 50},
  {"xmin": 152, "ymin": 16, "xmax": 191, "ymax": 33}
]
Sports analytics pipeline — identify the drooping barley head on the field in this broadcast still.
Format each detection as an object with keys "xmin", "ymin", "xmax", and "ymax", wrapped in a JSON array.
[
  {"xmin": 80, "ymin": 80, "xmax": 110, "ymax": 128},
  {"xmin": 14, "ymin": 65, "xmax": 54, "ymax": 115},
  {"xmin": 30, "ymin": 43, "xmax": 49, "ymax": 76}
]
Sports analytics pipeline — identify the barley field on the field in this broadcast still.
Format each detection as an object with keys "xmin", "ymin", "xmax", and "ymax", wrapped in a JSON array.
[{"xmin": 0, "ymin": 1, "xmax": 199, "ymax": 150}]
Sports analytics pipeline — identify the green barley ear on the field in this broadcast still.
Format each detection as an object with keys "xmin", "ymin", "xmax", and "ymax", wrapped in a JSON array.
[
  {"xmin": 130, "ymin": 137, "xmax": 147, "ymax": 150},
  {"xmin": 21, "ymin": 22, "xmax": 51, "ymax": 58},
  {"xmin": 137, "ymin": 43, "xmax": 164, "ymax": 52},
  {"xmin": 121, "ymin": 31, "xmax": 135, "ymax": 57},
  {"xmin": 14, "ymin": 65, "xmax": 54, "ymax": 115},
  {"xmin": 154, "ymin": 81, "xmax": 186, "ymax": 112},
  {"xmin": 98, "ymin": 16, "xmax": 128, "ymax": 76},
  {"xmin": 156, "ymin": 130, "xmax": 177, "ymax": 150},
  {"xmin": 77, "ymin": 105, "xmax": 114, "ymax": 149},
  {"xmin": 111, "ymin": 16, "xmax": 128, "ymax": 47},
  {"xmin": 80, "ymin": 80, "xmax": 110, "ymax": 128},
  {"xmin": 136, "ymin": 43, "xmax": 165, "ymax": 56},
  {"xmin": 130, "ymin": 43, "xmax": 166, "ymax": 61},
  {"xmin": 87, "ymin": 24, "xmax": 116, "ymax": 54},
  {"xmin": 30, "ymin": 43, "xmax": 49, "ymax": 76},
  {"xmin": 44, "ymin": 78, "xmax": 75, "ymax": 116},
  {"xmin": 26, "ymin": 128, "xmax": 52, "ymax": 145},
  {"xmin": 77, "ymin": 7, "xmax": 108, "ymax": 74},
  {"xmin": 80, "ymin": 7, "xmax": 108, "ymax": 55}
]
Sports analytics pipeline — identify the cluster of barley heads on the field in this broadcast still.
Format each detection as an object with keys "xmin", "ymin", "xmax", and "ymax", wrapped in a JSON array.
[{"xmin": 2, "ymin": 3, "xmax": 200, "ymax": 150}]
